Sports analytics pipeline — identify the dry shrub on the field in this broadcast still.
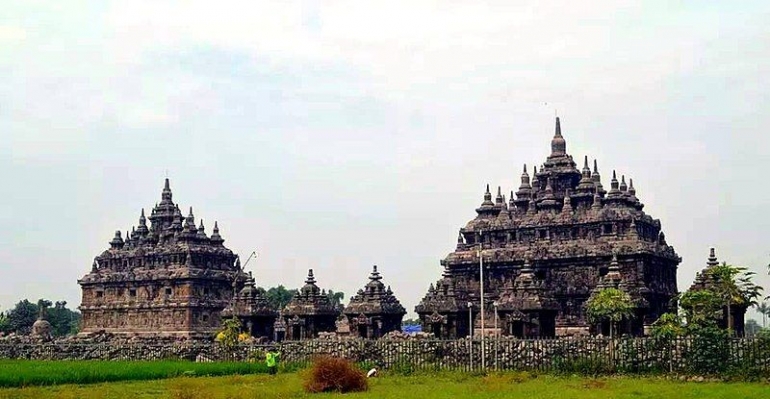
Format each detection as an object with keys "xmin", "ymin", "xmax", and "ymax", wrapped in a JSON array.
[{"xmin": 303, "ymin": 356, "xmax": 368, "ymax": 393}]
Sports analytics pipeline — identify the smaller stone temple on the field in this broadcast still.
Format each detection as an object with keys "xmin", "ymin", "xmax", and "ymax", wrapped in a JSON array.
[
  {"xmin": 343, "ymin": 265, "xmax": 407, "ymax": 338},
  {"xmin": 281, "ymin": 269, "xmax": 341, "ymax": 340},
  {"xmin": 414, "ymin": 266, "xmax": 469, "ymax": 339},
  {"xmin": 686, "ymin": 248, "xmax": 748, "ymax": 336},
  {"xmin": 221, "ymin": 271, "xmax": 278, "ymax": 340}
]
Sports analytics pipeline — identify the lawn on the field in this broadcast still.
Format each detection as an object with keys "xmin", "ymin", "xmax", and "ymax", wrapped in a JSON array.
[
  {"xmin": 0, "ymin": 360, "xmax": 268, "ymax": 387},
  {"xmin": 0, "ymin": 372, "xmax": 767, "ymax": 399}
]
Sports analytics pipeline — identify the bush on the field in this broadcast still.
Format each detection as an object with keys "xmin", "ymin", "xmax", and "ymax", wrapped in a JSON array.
[{"xmin": 303, "ymin": 356, "xmax": 368, "ymax": 394}]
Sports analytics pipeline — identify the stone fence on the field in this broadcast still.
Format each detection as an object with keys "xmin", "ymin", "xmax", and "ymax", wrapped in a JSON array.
[{"xmin": 1, "ymin": 337, "xmax": 768, "ymax": 375}]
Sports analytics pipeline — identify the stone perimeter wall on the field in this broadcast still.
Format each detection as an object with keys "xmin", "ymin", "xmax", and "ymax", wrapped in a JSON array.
[{"xmin": 1, "ymin": 337, "xmax": 768, "ymax": 374}]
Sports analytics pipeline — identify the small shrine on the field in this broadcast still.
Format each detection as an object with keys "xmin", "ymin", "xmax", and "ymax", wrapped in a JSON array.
[
  {"xmin": 343, "ymin": 265, "xmax": 406, "ymax": 339},
  {"xmin": 221, "ymin": 271, "xmax": 278, "ymax": 340},
  {"xmin": 281, "ymin": 269, "xmax": 340, "ymax": 340}
]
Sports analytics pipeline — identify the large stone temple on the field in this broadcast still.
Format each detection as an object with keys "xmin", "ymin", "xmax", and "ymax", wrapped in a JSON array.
[
  {"xmin": 78, "ymin": 179, "xmax": 246, "ymax": 338},
  {"xmin": 415, "ymin": 118, "xmax": 681, "ymax": 338}
]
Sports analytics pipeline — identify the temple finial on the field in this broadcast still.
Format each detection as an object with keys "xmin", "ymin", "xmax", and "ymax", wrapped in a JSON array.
[
  {"xmin": 707, "ymin": 247, "xmax": 719, "ymax": 267},
  {"xmin": 161, "ymin": 178, "xmax": 173, "ymax": 203},
  {"xmin": 550, "ymin": 117, "xmax": 566, "ymax": 156}
]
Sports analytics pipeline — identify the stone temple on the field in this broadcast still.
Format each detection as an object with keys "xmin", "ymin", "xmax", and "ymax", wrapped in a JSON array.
[
  {"xmin": 686, "ymin": 248, "xmax": 747, "ymax": 336},
  {"xmin": 280, "ymin": 269, "xmax": 341, "ymax": 340},
  {"xmin": 415, "ymin": 118, "xmax": 681, "ymax": 338},
  {"xmin": 343, "ymin": 265, "xmax": 406, "ymax": 338},
  {"xmin": 78, "ymin": 179, "xmax": 246, "ymax": 338}
]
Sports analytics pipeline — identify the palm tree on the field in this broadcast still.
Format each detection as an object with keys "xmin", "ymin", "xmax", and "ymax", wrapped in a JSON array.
[
  {"xmin": 758, "ymin": 302, "xmax": 770, "ymax": 329},
  {"xmin": 707, "ymin": 262, "xmax": 763, "ymax": 334}
]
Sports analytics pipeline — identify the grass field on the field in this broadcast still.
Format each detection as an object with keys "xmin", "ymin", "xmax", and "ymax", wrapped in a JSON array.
[
  {"xmin": 0, "ymin": 372, "xmax": 767, "ymax": 399},
  {"xmin": 0, "ymin": 360, "xmax": 268, "ymax": 387}
]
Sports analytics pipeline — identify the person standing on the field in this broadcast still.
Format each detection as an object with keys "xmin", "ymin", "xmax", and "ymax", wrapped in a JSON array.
[{"xmin": 266, "ymin": 348, "xmax": 281, "ymax": 375}]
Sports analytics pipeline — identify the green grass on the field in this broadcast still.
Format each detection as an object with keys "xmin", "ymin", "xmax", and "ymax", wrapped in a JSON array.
[
  {"xmin": 0, "ymin": 360, "xmax": 268, "ymax": 387},
  {"xmin": 0, "ymin": 372, "xmax": 767, "ymax": 399}
]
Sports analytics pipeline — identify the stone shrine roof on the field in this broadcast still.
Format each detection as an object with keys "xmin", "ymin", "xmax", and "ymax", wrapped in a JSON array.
[
  {"xmin": 343, "ymin": 265, "xmax": 406, "ymax": 316},
  {"xmin": 282, "ymin": 269, "xmax": 340, "ymax": 317}
]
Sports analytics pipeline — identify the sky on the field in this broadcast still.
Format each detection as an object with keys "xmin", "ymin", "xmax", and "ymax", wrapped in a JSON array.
[{"xmin": 1, "ymin": 1, "xmax": 769, "ymax": 321}]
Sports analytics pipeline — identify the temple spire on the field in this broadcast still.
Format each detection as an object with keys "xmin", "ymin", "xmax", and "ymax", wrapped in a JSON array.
[
  {"xmin": 707, "ymin": 247, "xmax": 719, "ymax": 268},
  {"xmin": 592, "ymin": 159, "xmax": 605, "ymax": 196},
  {"xmin": 477, "ymin": 183, "xmax": 496, "ymax": 215},
  {"xmin": 305, "ymin": 269, "xmax": 317, "ymax": 285},
  {"xmin": 550, "ymin": 117, "xmax": 567, "ymax": 157},
  {"xmin": 160, "ymin": 178, "xmax": 173, "ymax": 204},
  {"xmin": 210, "ymin": 221, "xmax": 224, "ymax": 244},
  {"xmin": 369, "ymin": 265, "xmax": 382, "ymax": 282}
]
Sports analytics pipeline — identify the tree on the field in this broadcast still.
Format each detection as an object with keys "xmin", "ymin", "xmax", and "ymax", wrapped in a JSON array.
[
  {"xmin": 215, "ymin": 317, "xmax": 242, "ymax": 354},
  {"xmin": 47, "ymin": 301, "xmax": 82, "ymax": 337},
  {"xmin": 758, "ymin": 302, "xmax": 770, "ymax": 328},
  {"xmin": 326, "ymin": 290, "xmax": 345, "ymax": 310},
  {"xmin": 6, "ymin": 299, "xmax": 38, "ymax": 335},
  {"xmin": 258, "ymin": 286, "xmax": 345, "ymax": 311},
  {"xmin": 4, "ymin": 299, "xmax": 81, "ymax": 336},
  {"xmin": 679, "ymin": 289, "xmax": 723, "ymax": 329},
  {"xmin": 585, "ymin": 288, "xmax": 634, "ymax": 338},
  {"xmin": 0, "ymin": 311, "xmax": 9, "ymax": 334},
  {"xmin": 651, "ymin": 312, "xmax": 685, "ymax": 340},
  {"xmin": 259, "ymin": 285, "xmax": 299, "ymax": 310},
  {"xmin": 706, "ymin": 262, "xmax": 763, "ymax": 334}
]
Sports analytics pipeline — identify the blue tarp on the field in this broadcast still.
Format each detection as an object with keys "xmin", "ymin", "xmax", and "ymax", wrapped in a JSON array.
[{"xmin": 402, "ymin": 325, "xmax": 422, "ymax": 333}]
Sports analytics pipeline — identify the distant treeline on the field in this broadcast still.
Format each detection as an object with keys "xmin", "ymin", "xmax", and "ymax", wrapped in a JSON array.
[{"xmin": 0, "ymin": 299, "xmax": 81, "ymax": 336}]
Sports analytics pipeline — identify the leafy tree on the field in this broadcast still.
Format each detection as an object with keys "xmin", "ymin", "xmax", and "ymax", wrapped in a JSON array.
[
  {"xmin": 706, "ymin": 262, "xmax": 763, "ymax": 334},
  {"xmin": 0, "ymin": 311, "xmax": 9, "ymax": 334},
  {"xmin": 679, "ymin": 289, "xmax": 723, "ymax": 329},
  {"xmin": 585, "ymin": 288, "xmax": 634, "ymax": 338},
  {"xmin": 258, "ymin": 286, "xmax": 345, "ymax": 311},
  {"xmin": 4, "ymin": 299, "xmax": 81, "ymax": 336},
  {"xmin": 258, "ymin": 285, "xmax": 299, "ymax": 310},
  {"xmin": 326, "ymin": 290, "xmax": 345, "ymax": 310},
  {"xmin": 47, "ymin": 301, "xmax": 82, "ymax": 337},
  {"xmin": 7, "ymin": 299, "xmax": 39, "ymax": 335},
  {"xmin": 651, "ymin": 312, "xmax": 685, "ymax": 340},
  {"xmin": 215, "ymin": 317, "xmax": 242, "ymax": 353},
  {"xmin": 758, "ymin": 302, "xmax": 770, "ymax": 329}
]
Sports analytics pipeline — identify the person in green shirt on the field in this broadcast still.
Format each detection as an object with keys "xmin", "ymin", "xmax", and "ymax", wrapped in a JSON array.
[{"xmin": 266, "ymin": 347, "xmax": 280, "ymax": 375}]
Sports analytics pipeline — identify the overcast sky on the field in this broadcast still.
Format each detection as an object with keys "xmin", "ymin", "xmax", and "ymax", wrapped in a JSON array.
[{"xmin": 2, "ymin": 1, "xmax": 769, "ymax": 320}]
